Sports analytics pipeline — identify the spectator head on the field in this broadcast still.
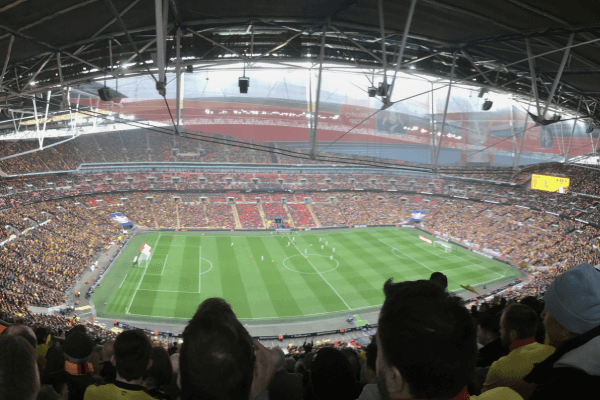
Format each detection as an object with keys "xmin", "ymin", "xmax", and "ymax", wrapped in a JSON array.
[
  {"xmin": 271, "ymin": 347, "xmax": 285, "ymax": 372},
  {"xmin": 365, "ymin": 334, "xmax": 378, "ymax": 384},
  {"xmin": 340, "ymin": 348, "xmax": 360, "ymax": 381},
  {"xmin": 429, "ymin": 272, "xmax": 448, "ymax": 290},
  {"xmin": 378, "ymin": 279, "xmax": 476, "ymax": 400},
  {"xmin": 64, "ymin": 331, "xmax": 94, "ymax": 363},
  {"xmin": 180, "ymin": 298, "xmax": 255, "ymax": 400},
  {"xmin": 34, "ymin": 327, "xmax": 49, "ymax": 346},
  {"xmin": 0, "ymin": 335, "xmax": 40, "ymax": 400},
  {"xmin": 101, "ymin": 339, "xmax": 115, "ymax": 362},
  {"xmin": 3, "ymin": 324, "xmax": 37, "ymax": 349},
  {"xmin": 310, "ymin": 347, "xmax": 356, "ymax": 400},
  {"xmin": 500, "ymin": 304, "xmax": 539, "ymax": 349},
  {"xmin": 477, "ymin": 313, "xmax": 501, "ymax": 346},
  {"xmin": 284, "ymin": 357, "xmax": 296, "ymax": 373},
  {"xmin": 519, "ymin": 296, "xmax": 543, "ymax": 315},
  {"xmin": 542, "ymin": 262, "xmax": 600, "ymax": 347},
  {"xmin": 113, "ymin": 330, "xmax": 153, "ymax": 382},
  {"xmin": 145, "ymin": 346, "xmax": 173, "ymax": 390}
]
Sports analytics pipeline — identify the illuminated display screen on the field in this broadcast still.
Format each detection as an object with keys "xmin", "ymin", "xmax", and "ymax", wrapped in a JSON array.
[{"xmin": 531, "ymin": 174, "xmax": 570, "ymax": 193}]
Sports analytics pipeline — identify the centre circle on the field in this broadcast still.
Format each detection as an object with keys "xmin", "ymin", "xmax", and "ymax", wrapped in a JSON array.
[{"xmin": 282, "ymin": 254, "xmax": 339, "ymax": 274}]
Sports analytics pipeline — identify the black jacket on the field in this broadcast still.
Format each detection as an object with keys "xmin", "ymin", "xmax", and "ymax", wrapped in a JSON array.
[{"xmin": 525, "ymin": 324, "xmax": 600, "ymax": 400}]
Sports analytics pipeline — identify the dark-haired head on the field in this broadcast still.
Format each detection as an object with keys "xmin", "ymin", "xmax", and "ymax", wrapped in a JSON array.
[
  {"xmin": 180, "ymin": 298, "xmax": 255, "ymax": 400},
  {"xmin": 429, "ymin": 272, "xmax": 448, "ymax": 290},
  {"xmin": 113, "ymin": 330, "xmax": 153, "ymax": 382},
  {"xmin": 377, "ymin": 279, "xmax": 476, "ymax": 400}
]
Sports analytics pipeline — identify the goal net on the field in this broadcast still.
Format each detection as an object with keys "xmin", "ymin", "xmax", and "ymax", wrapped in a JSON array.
[{"xmin": 433, "ymin": 241, "xmax": 453, "ymax": 253}]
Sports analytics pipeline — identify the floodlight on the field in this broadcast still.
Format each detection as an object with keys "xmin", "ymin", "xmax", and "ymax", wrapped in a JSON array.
[
  {"xmin": 368, "ymin": 86, "xmax": 377, "ymax": 97},
  {"xmin": 482, "ymin": 99, "xmax": 493, "ymax": 111}
]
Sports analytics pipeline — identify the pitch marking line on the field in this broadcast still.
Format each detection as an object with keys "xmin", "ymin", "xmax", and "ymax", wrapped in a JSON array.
[
  {"xmin": 198, "ymin": 246, "xmax": 201, "ymax": 294},
  {"xmin": 159, "ymin": 255, "xmax": 168, "ymax": 275},
  {"xmin": 379, "ymin": 239, "xmax": 437, "ymax": 273},
  {"xmin": 126, "ymin": 233, "xmax": 160, "ymax": 315},
  {"xmin": 118, "ymin": 273, "xmax": 128, "ymax": 289},
  {"xmin": 289, "ymin": 240, "xmax": 351, "ymax": 310}
]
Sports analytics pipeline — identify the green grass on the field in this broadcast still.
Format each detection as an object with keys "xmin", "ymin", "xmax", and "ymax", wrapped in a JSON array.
[{"xmin": 92, "ymin": 228, "xmax": 521, "ymax": 324}]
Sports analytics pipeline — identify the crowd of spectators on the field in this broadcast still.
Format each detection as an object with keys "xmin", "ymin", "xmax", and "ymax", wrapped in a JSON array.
[{"xmin": 3, "ymin": 263, "xmax": 600, "ymax": 400}]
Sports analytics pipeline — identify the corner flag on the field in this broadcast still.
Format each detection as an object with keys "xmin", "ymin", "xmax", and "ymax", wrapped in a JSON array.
[{"xmin": 140, "ymin": 243, "xmax": 152, "ymax": 257}]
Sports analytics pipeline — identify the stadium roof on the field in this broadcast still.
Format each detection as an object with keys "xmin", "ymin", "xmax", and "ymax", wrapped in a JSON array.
[{"xmin": 1, "ymin": 0, "xmax": 600, "ymax": 165}]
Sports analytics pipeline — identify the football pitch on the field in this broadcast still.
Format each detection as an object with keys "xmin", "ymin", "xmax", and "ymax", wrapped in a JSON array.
[{"xmin": 92, "ymin": 228, "xmax": 520, "ymax": 323}]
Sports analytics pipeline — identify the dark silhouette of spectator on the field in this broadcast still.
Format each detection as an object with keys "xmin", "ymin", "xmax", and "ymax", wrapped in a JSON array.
[
  {"xmin": 429, "ymin": 272, "xmax": 448, "ymax": 291},
  {"xmin": 45, "ymin": 331, "xmax": 102, "ymax": 400},
  {"xmin": 307, "ymin": 347, "xmax": 361, "ymax": 400},
  {"xmin": 377, "ymin": 278, "xmax": 522, "ymax": 400},
  {"xmin": 179, "ymin": 298, "xmax": 275, "ymax": 400},
  {"xmin": 0, "ymin": 335, "xmax": 40, "ymax": 400},
  {"xmin": 476, "ymin": 313, "xmax": 505, "ymax": 368},
  {"xmin": 84, "ymin": 330, "xmax": 153, "ymax": 400},
  {"xmin": 145, "ymin": 346, "xmax": 174, "ymax": 400}
]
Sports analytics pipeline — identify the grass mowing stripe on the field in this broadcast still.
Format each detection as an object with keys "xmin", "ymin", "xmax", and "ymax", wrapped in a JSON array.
[
  {"xmin": 288, "ymin": 236, "xmax": 350, "ymax": 310},
  {"xmin": 249, "ymin": 237, "xmax": 303, "ymax": 317},
  {"xmin": 279, "ymin": 239, "xmax": 350, "ymax": 314},
  {"xmin": 216, "ymin": 236, "xmax": 252, "ymax": 318}
]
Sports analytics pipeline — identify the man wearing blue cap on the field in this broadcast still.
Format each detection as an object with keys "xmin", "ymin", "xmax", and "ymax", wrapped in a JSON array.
[{"xmin": 490, "ymin": 263, "xmax": 600, "ymax": 399}]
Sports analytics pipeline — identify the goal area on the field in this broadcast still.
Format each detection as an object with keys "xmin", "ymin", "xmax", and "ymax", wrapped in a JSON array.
[{"xmin": 433, "ymin": 241, "xmax": 453, "ymax": 253}]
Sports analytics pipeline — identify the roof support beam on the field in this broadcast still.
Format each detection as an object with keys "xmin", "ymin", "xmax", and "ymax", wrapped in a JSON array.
[
  {"xmin": 185, "ymin": 28, "xmax": 250, "ymax": 61},
  {"xmin": 385, "ymin": 0, "xmax": 418, "ymax": 108},
  {"xmin": 56, "ymin": 53, "xmax": 67, "ymax": 110},
  {"xmin": 251, "ymin": 27, "xmax": 313, "ymax": 61},
  {"xmin": 155, "ymin": 0, "xmax": 167, "ymax": 94},
  {"xmin": 328, "ymin": 25, "xmax": 383, "ymax": 64},
  {"xmin": 525, "ymin": 39, "xmax": 541, "ymax": 116},
  {"xmin": 23, "ymin": 54, "xmax": 51, "ymax": 89},
  {"xmin": 460, "ymin": 50, "xmax": 495, "ymax": 86},
  {"xmin": 0, "ymin": 23, "xmax": 117, "ymax": 80},
  {"xmin": 377, "ymin": 0, "xmax": 388, "ymax": 87},
  {"xmin": 432, "ymin": 52, "xmax": 456, "ymax": 171},
  {"xmin": 542, "ymin": 33, "xmax": 574, "ymax": 117},
  {"xmin": 42, "ymin": 90, "xmax": 51, "ymax": 131},
  {"xmin": 564, "ymin": 96, "xmax": 582, "ymax": 163},
  {"xmin": 175, "ymin": 28, "xmax": 182, "ymax": 131},
  {"xmin": 309, "ymin": 25, "xmax": 327, "ymax": 160},
  {"xmin": 514, "ymin": 103, "xmax": 531, "ymax": 169},
  {"xmin": 0, "ymin": 34, "xmax": 14, "ymax": 91}
]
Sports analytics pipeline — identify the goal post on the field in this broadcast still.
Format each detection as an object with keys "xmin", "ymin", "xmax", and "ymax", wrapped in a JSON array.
[{"xmin": 433, "ymin": 241, "xmax": 453, "ymax": 253}]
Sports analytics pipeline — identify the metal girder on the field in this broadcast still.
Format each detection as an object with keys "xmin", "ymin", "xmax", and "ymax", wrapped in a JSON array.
[
  {"xmin": 175, "ymin": 28, "xmax": 182, "ymax": 131},
  {"xmin": 0, "ymin": 0, "xmax": 99, "ymax": 42},
  {"xmin": 515, "ymin": 104, "xmax": 531, "ymax": 168},
  {"xmin": 0, "ymin": 23, "xmax": 117, "ymax": 81},
  {"xmin": 56, "ymin": 53, "xmax": 67, "ymax": 110},
  {"xmin": 509, "ymin": 102, "xmax": 517, "ymax": 168},
  {"xmin": 542, "ymin": 33, "xmax": 574, "ymax": 117},
  {"xmin": 0, "ymin": 0, "xmax": 28, "ymax": 14},
  {"xmin": 385, "ymin": 0, "xmax": 418, "ymax": 107},
  {"xmin": 328, "ymin": 25, "xmax": 383, "ymax": 64},
  {"xmin": 252, "ymin": 27, "xmax": 314, "ymax": 61},
  {"xmin": 155, "ymin": 0, "xmax": 167, "ymax": 93},
  {"xmin": 309, "ymin": 25, "xmax": 327, "ymax": 160},
  {"xmin": 432, "ymin": 52, "xmax": 456, "ymax": 171},
  {"xmin": 186, "ymin": 28, "xmax": 250, "ymax": 61},
  {"xmin": 0, "ymin": 34, "xmax": 14, "ymax": 91},
  {"xmin": 23, "ymin": 54, "xmax": 51, "ymax": 89},
  {"xmin": 103, "ymin": 0, "xmax": 156, "ymax": 81},
  {"xmin": 525, "ymin": 39, "xmax": 541, "ymax": 116},
  {"xmin": 42, "ymin": 90, "xmax": 51, "ymax": 131},
  {"xmin": 460, "ymin": 50, "xmax": 494, "ymax": 86},
  {"xmin": 377, "ymin": 0, "xmax": 387, "ymax": 84},
  {"xmin": 123, "ymin": 39, "xmax": 156, "ymax": 66}
]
